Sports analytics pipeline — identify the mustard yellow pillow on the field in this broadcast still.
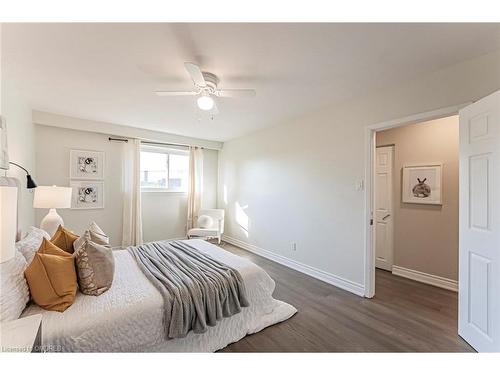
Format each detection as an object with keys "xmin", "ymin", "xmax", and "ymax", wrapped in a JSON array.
[
  {"xmin": 51, "ymin": 225, "xmax": 79, "ymax": 254},
  {"xmin": 24, "ymin": 238, "xmax": 77, "ymax": 312}
]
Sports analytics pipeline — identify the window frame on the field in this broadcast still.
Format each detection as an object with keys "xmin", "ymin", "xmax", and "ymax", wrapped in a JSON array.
[{"xmin": 140, "ymin": 144, "xmax": 190, "ymax": 193}]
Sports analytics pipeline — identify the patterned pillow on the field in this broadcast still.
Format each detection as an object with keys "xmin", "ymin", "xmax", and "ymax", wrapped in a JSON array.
[
  {"xmin": 51, "ymin": 225, "xmax": 79, "ymax": 254},
  {"xmin": 0, "ymin": 251, "xmax": 30, "ymax": 321},
  {"xmin": 74, "ymin": 234, "xmax": 115, "ymax": 296},
  {"xmin": 15, "ymin": 226, "xmax": 51, "ymax": 265}
]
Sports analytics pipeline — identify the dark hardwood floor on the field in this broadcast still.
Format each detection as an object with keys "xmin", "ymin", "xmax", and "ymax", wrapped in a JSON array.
[{"xmin": 218, "ymin": 242, "xmax": 474, "ymax": 352}]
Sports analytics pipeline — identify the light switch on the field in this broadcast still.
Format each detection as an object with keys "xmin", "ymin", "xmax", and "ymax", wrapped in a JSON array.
[{"xmin": 356, "ymin": 180, "xmax": 364, "ymax": 191}]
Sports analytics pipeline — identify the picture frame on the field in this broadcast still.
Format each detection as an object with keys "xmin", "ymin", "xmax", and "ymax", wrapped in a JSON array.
[
  {"xmin": 402, "ymin": 163, "xmax": 443, "ymax": 205},
  {"xmin": 70, "ymin": 180, "xmax": 105, "ymax": 209},
  {"xmin": 70, "ymin": 149, "xmax": 105, "ymax": 180}
]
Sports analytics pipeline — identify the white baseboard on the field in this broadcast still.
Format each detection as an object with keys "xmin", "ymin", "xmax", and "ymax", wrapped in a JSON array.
[
  {"xmin": 392, "ymin": 265, "xmax": 458, "ymax": 292},
  {"xmin": 222, "ymin": 235, "xmax": 365, "ymax": 297}
]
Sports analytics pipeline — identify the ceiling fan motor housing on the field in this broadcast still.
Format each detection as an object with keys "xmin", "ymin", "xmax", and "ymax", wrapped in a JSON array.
[{"xmin": 201, "ymin": 71, "xmax": 219, "ymax": 93}]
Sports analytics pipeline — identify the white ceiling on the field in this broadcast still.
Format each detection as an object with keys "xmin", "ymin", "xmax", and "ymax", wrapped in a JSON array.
[{"xmin": 2, "ymin": 23, "xmax": 499, "ymax": 141}]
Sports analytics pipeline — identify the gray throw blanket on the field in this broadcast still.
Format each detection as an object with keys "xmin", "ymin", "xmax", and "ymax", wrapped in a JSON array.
[{"xmin": 128, "ymin": 240, "xmax": 249, "ymax": 339}]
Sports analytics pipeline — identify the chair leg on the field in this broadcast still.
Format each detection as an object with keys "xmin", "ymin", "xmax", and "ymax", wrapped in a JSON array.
[{"xmin": 217, "ymin": 235, "xmax": 221, "ymax": 245}]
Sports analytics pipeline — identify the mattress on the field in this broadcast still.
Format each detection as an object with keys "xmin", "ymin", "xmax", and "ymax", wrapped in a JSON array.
[{"xmin": 21, "ymin": 239, "xmax": 296, "ymax": 352}]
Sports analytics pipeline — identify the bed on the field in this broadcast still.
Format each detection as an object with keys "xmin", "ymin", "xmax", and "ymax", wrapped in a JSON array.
[{"xmin": 21, "ymin": 239, "xmax": 297, "ymax": 352}]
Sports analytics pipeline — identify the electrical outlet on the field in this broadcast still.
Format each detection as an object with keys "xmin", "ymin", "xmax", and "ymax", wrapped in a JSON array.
[{"xmin": 290, "ymin": 242, "xmax": 297, "ymax": 251}]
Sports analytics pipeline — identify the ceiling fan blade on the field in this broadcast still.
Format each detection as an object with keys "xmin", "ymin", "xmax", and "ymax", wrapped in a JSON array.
[
  {"xmin": 216, "ymin": 89, "xmax": 256, "ymax": 98},
  {"xmin": 184, "ymin": 62, "xmax": 206, "ymax": 87},
  {"xmin": 155, "ymin": 91, "xmax": 197, "ymax": 96}
]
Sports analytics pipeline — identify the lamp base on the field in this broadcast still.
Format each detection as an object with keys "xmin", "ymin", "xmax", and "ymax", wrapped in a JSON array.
[{"xmin": 40, "ymin": 209, "xmax": 64, "ymax": 237}]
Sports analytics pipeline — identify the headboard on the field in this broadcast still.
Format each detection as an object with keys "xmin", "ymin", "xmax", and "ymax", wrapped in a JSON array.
[{"xmin": 0, "ymin": 176, "xmax": 22, "ymax": 241}]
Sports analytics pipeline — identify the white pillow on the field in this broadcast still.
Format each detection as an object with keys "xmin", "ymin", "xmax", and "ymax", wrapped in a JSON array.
[
  {"xmin": 197, "ymin": 215, "xmax": 214, "ymax": 229},
  {"xmin": 0, "ymin": 251, "xmax": 30, "ymax": 322},
  {"xmin": 89, "ymin": 221, "xmax": 109, "ymax": 244},
  {"xmin": 73, "ymin": 221, "xmax": 110, "ymax": 253},
  {"xmin": 15, "ymin": 226, "xmax": 51, "ymax": 265}
]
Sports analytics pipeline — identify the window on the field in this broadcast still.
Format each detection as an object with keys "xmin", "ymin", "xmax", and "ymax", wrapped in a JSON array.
[{"xmin": 140, "ymin": 145, "xmax": 189, "ymax": 192}]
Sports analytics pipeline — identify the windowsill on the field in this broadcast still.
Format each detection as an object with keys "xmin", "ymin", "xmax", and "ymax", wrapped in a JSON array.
[{"xmin": 141, "ymin": 189, "xmax": 188, "ymax": 194}]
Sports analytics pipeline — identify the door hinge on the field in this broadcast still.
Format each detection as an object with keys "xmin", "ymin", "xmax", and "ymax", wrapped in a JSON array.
[{"xmin": 370, "ymin": 219, "xmax": 374, "ymax": 226}]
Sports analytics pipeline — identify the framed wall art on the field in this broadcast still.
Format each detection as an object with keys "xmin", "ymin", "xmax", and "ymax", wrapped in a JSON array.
[
  {"xmin": 70, "ymin": 149, "xmax": 105, "ymax": 180},
  {"xmin": 402, "ymin": 163, "xmax": 442, "ymax": 205},
  {"xmin": 70, "ymin": 180, "xmax": 105, "ymax": 209}
]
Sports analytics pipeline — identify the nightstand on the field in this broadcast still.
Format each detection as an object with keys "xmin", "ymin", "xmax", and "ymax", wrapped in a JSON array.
[{"xmin": 0, "ymin": 314, "xmax": 42, "ymax": 353}]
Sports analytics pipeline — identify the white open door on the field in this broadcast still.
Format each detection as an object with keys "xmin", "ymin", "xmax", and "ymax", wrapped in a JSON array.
[
  {"xmin": 375, "ymin": 146, "xmax": 394, "ymax": 271},
  {"xmin": 459, "ymin": 90, "xmax": 500, "ymax": 352}
]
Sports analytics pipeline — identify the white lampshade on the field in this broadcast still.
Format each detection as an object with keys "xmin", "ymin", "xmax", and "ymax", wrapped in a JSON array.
[
  {"xmin": 33, "ymin": 185, "xmax": 72, "ymax": 209},
  {"xmin": 0, "ymin": 186, "xmax": 18, "ymax": 263}
]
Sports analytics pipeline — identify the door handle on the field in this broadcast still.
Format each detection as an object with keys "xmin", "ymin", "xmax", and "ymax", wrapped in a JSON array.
[{"xmin": 382, "ymin": 214, "xmax": 391, "ymax": 220}]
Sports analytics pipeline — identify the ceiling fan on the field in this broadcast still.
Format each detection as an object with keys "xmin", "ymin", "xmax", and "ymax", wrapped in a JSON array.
[{"xmin": 155, "ymin": 62, "xmax": 256, "ymax": 113}]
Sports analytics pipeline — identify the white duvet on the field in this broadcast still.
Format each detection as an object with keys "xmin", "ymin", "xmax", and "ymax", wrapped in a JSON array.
[{"xmin": 21, "ymin": 239, "xmax": 296, "ymax": 352}]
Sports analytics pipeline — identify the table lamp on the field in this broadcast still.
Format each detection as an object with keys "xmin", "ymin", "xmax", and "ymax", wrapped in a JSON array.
[
  {"xmin": 33, "ymin": 185, "xmax": 72, "ymax": 237},
  {"xmin": 0, "ymin": 186, "xmax": 18, "ymax": 263}
]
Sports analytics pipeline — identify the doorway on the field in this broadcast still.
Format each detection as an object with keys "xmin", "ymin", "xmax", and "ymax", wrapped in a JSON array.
[
  {"xmin": 374, "ymin": 115, "xmax": 459, "ymax": 291},
  {"xmin": 363, "ymin": 104, "xmax": 465, "ymax": 299},
  {"xmin": 363, "ymin": 90, "xmax": 500, "ymax": 352}
]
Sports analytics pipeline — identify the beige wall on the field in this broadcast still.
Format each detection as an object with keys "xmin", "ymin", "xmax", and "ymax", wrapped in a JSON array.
[
  {"xmin": 376, "ymin": 116, "xmax": 459, "ymax": 280},
  {"xmin": 35, "ymin": 123, "xmax": 218, "ymax": 246}
]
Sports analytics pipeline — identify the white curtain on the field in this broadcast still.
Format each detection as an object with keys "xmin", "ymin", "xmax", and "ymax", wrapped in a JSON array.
[
  {"xmin": 187, "ymin": 146, "xmax": 204, "ymax": 231},
  {"xmin": 122, "ymin": 139, "xmax": 143, "ymax": 246}
]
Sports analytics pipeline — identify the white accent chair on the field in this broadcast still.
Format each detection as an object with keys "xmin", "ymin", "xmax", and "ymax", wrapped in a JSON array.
[{"xmin": 187, "ymin": 209, "xmax": 225, "ymax": 244}]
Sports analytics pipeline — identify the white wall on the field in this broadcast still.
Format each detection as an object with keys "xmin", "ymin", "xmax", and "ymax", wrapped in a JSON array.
[
  {"xmin": 219, "ymin": 50, "xmax": 500, "ymax": 290},
  {"xmin": 34, "ymin": 125, "xmax": 125, "ymax": 245},
  {"xmin": 202, "ymin": 148, "xmax": 218, "ymax": 209},
  {"xmin": 35, "ymin": 124, "xmax": 219, "ymax": 246},
  {"xmin": 1, "ymin": 24, "xmax": 36, "ymax": 233}
]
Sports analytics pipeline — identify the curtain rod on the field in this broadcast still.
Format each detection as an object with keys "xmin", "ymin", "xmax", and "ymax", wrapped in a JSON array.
[
  {"xmin": 142, "ymin": 140, "xmax": 194, "ymax": 149},
  {"xmin": 108, "ymin": 137, "xmax": 202, "ymax": 149},
  {"xmin": 108, "ymin": 137, "xmax": 128, "ymax": 142}
]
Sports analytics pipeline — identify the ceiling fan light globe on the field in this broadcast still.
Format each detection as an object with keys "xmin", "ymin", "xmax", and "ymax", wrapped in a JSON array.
[{"xmin": 197, "ymin": 95, "xmax": 214, "ymax": 111}]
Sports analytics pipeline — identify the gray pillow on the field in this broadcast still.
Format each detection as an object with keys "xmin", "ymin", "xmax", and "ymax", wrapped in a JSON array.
[{"xmin": 74, "ymin": 237, "xmax": 115, "ymax": 296}]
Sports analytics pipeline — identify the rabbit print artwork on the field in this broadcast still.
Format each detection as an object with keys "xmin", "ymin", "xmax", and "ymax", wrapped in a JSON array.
[
  {"xmin": 412, "ymin": 178, "xmax": 431, "ymax": 198},
  {"xmin": 402, "ymin": 164, "xmax": 442, "ymax": 205}
]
